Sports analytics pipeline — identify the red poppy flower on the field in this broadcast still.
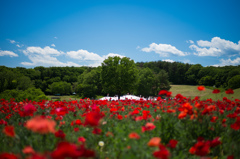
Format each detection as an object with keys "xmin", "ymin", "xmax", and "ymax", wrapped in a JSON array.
[
  {"xmin": 129, "ymin": 132, "xmax": 140, "ymax": 139},
  {"xmin": 117, "ymin": 115, "xmax": 123, "ymax": 120},
  {"xmin": 189, "ymin": 140, "xmax": 210, "ymax": 156},
  {"xmin": 84, "ymin": 111, "xmax": 102, "ymax": 127},
  {"xmin": 148, "ymin": 137, "xmax": 161, "ymax": 147},
  {"xmin": 225, "ymin": 89, "xmax": 234, "ymax": 94},
  {"xmin": 210, "ymin": 137, "xmax": 222, "ymax": 148},
  {"xmin": 197, "ymin": 86, "xmax": 205, "ymax": 91},
  {"xmin": 3, "ymin": 125, "xmax": 15, "ymax": 137},
  {"xmin": 142, "ymin": 123, "xmax": 156, "ymax": 132},
  {"xmin": 153, "ymin": 144, "xmax": 170, "ymax": 159},
  {"xmin": 92, "ymin": 128, "xmax": 102, "ymax": 135},
  {"xmin": 75, "ymin": 119, "xmax": 82, "ymax": 125},
  {"xmin": 230, "ymin": 116, "xmax": 240, "ymax": 130},
  {"xmin": 0, "ymin": 153, "xmax": 18, "ymax": 159},
  {"xmin": 167, "ymin": 139, "xmax": 178, "ymax": 149},
  {"xmin": 23, "ymin": 103, "xmax": 36, "ymax": 116},
  {"xmin": 212, "ymin": 89, "xmax": 220, "ymax": 94},
  {"xmin": 22, "ymin": 146, "xmax": 35, "ymax": 154},
  {"xmin": 55, "ymin": 130, "xmax": 66, "ymax": 139}
]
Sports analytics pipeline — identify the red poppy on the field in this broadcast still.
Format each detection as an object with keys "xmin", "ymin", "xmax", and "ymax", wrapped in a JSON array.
[
  {"xmin": 22, "ymin": 146, "xmax": 35, "ymax": 154},
  {"xmin": 55, "ymin": 130, "xmax": 66, "ymax": 139},
  {"xmin": 23, "ymin": 103, "xmax": 36, "ymax": 116},
  {"xmin": 142, "ymin": 123, "xmax": 156, "ymax": 132},
  {"xmin": 189, "ymin": 140, "xmax": 210, "ymax": 156},
  {"xmin": 153, "ymin": 144, "xmax": 170, "ymax": 159},
  {"xmin": 128, "ymin": 132, "xmax": 140, "ymax": 139},
  {"xmin": 212, "ymin": 89, "xmax": 220, "ymax": 94},
  {"xmin": 117, "ymin": 115, "xmax": 123, "ymax": 120},
  {"xmin": 167, "ymin": 139, "xmax": 178, "ymax": 149},
  {"xmin": 225, "ymin": 89, "xmax": 234, "ymax": 94},
  {"xmin": 0, "ymin": 153, "xmax": 18, "ymax": 159},
  {"xmin": 230, "ymin": 116, "xmax": 240, "ymax": 130},
  {"xmin": 148, "ymin": 137, "xmax": 161, "ymax": 147},
  {"xmin": 78, "ymin": 137, "xmax": 86, "ymax": 143},
  {"xmin": 3, "ymin": 125, "xmax": 15, "ymax": 137},
  {"xmin": 84, "ymin": 111, "xmax": 102, "ymax": 127},
  {"xmin": 75, "ymin": 119, "xmax": 82, "ymax": 125},
  {"xmin": 210, "ymin": 137, "xmax": 221, "ymax": 148},
  {"xmin": 197, "ymin": 86, "xmax": 205, "ymax": 91},
  {"xmin": 92, "ymin": 128, "xmax": 102, "ymax": 135}
]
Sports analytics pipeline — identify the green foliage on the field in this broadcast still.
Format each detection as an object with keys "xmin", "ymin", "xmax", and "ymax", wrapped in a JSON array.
[
  {"xmin": 48, "ymin": 81, "xmax": 72, "ymax": 95},
  {"xmin": 155, "ymin": 70, "xmax": 171, "ymax": 92},
  {"xmin": 185, "ymin": 64, "xmax": 203, "ymax": 85},
  {"xmin": 101, "ymin": 56, "xmax": 138, "ymax": 98},
  {"xmin": 199, "ymin": 76, "xmax": 215, "ymax": 86},
  {"xmin": 136, "ymin": 68, "xmax": 155, "ymax": 97},
  {"xmin": 0, "ymin": 87, "xmax": 47, "ymax": 102},
  {"xmin": 228, "ymin": 75, "xmax": 240, "ymax": 89}
]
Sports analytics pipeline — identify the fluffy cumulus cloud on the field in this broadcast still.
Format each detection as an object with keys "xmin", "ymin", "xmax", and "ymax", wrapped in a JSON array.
[
  {"xmin": 51, "ymin": 44, "xmax": 56, "ymax": 47},
  {"xmin": 0, "ymin": 50, "xmax": 18, "ymax": 57},
  {"xmin": 21, "ymin": 46, "xmax": 80, "ymax": 67},
  {"xmin": 190, "ymin": 37, "xmax": 240, "ymax": 56},
  {"xmin": 21, "ymin": 46, "xmax": 125, "ymax": 67},
  {"xmin": 215, "ymin": 57, "xmax": 240, "ymax": 66},
  {"xmin": 162, "ymin": 59, "xmax": 174, "ymax": 63},
  {"xmin": 66, "ymin": 50, "xmax": 125, "ymax": 67},
  {"xmin": 141, "ymin": 43, "xmax": 187, "ymax": 57}
]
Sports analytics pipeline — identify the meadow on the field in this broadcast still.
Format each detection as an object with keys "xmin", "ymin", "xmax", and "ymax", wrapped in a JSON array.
[{"xmin": 0, "ymin": 86, "xmax": 239, "ymax": 159}]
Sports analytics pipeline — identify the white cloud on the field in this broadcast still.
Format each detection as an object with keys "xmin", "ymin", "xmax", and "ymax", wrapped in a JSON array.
[
  {"xmin": 136, "ymin": 46, "xmax": 140, "ymax": 49},
  {"xmin": 66, "ymin": 50, "xmax": 125, "ymax": 67},
  {"xmin": 16, "ymin": 44, "xmax": 21, "ymax": 48},
  {"xmin": 162, "ymin": 59, "xmax": 174, "ymax": 63},
  {"xmin": 190, "ymin": 37, "xmax": 240, "ymax": 56},
  {"xmin": 0, "ymin": 50, "xmax": 18, "ymax": 57},
  {"xmin": 21, "ymin": 46, "xmax": 79, "ymax": 67},
  {"xmin": 54, "ymin": 37, "xmax": 58, "ymax": 39},
  {"xmin": 141, "ymin": 43, "xmax": 187, "ymax": 57},
  {"xmin": 51, "ymin": 44, "xmax": 56, "ymax": 47},
  {"xmin": 216, "ymin": 57, "xmax": 240, "ymax": 66},
  {"xmin": 9, "ymin": 39, "xmax": 16, "ymax": 44},
  {"xmin": 23, "ymin": 46, "xmax": 63, "ymax": 56}
]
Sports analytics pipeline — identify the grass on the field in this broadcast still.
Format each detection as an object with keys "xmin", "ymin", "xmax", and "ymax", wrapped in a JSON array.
[
  {"xmin": 46, "ymin": 95, "xmax": 81, "ymax": 101},
  {"xmin": 170, "ymin": 85, "xmax": 240, "ymax": 101}
]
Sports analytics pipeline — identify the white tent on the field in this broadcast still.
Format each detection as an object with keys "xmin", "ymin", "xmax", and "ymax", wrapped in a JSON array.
[{"xmin": 99, "ymin": 95, "xmax": 146, "ymax": 101}]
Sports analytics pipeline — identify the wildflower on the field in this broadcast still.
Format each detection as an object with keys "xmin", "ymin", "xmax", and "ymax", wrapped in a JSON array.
[
  {"xmin": 84, "ymin": 111, "xmax": 102, "ymax": 127},
  {"xmin": 3, "ymin": 125, "xmax": 15, "ymax": 137},
  {"xmin": 142, "ymin": 122, "xmax": 156, "ymax": 132},
  {"xmin": 0, "ymin": 153, "xmax": 18, "ymax": 159},
  {"xmin": 153, "ymin": 144, "xmax": 170, "ymax": 159},
  {"xmin": 197, "ymin": 86, "xmax": 205, "ymax": 91},
  {"xmin": 230, "ymin": 116, "xmax": 240, "ymax": 130},
  {"xmin": 92, "ymin": 128, "xmax": 102, "ymax": 135},
  {"xmin": 25, "ymin": 116, "xmax": 56, "ymax": 134},
  {"xmin": 78, "ymin": 137, "xmax": 86, "ymax": 143},
  {"xmin": 167, "ymin": 139, "xmax": 178, "ymax": 149},
  {"xmin": 54, "ymin": 130, "xmax": 66, "ymax": 139},
  {"xmin": 212, "ymin": 89, "xmax": 220, "ymax": 94},
  {"xmin": 98, "ymin": 141, "xmax": 104, "ymax": 147},
  {"xmin": 75, "ymin": 119, "xmax": 82, "ymax": 125},
  {"xmin": 225, "ymin": 89, "xmax": 234, "ymax": 94},
  {"xmin": 117, "ymin": 115, "xmax": 123, "ymax": 120},
  {"xmin": 148, "ymin": 137, "xmax": 161, "ymax": 147},
  {"xmin": 210, "ymin": 137, "xmax": 222, "ymax": 148},
  {"xmin": 189, "ymin": 140, "xmax": 210, "ymax": 156},
  {"xmin": 178, "ymin": 112, "xmax": 187, "ymax": 119},
  {"xmin": 23, "ymin": 103, "xmax": 36, "ymax": 116},
  {"xmin": 129, "ymin": 132, "xmax": 140, "ymax": 139},
  {"xmin": 22, "ymin": 146, "xmax": 35, "ymax": 154}
]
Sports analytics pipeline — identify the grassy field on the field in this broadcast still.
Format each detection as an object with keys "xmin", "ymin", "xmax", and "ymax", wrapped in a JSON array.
[{"xmin": 170, "ymin": 85, "xmax": 240, "ymax": 100}]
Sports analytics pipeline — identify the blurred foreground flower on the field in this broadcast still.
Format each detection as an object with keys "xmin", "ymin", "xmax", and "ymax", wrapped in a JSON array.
[
  {"xmin": 197, "ymin": 86, "xmax": 205, "ymax": 91},
  {"xmin": 25, "ymin": 116, "xmax": 56, "ymax": 134},
  {"xmin": 3, "ymin": 125, "xmax": 15, "ymax": 137}
]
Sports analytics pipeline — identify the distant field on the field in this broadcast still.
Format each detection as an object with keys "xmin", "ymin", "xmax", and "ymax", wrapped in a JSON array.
[
  {"xmin": 46, "ymin": 95, "xmax": 81, "ymax": 101},
  {"xmin": 170, "ymin": 85, "xmax": 240, "ymax": 100}
]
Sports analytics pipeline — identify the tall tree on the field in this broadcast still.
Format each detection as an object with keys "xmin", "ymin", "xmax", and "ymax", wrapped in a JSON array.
[{"xmin": 101, "ymin": 56, "xmax": 138, "ymax": 99}]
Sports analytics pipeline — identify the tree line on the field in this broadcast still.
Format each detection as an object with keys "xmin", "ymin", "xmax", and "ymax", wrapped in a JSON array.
[{"xmin": 0, "ymin": 56, "xmax": 240, "ymax": 101}]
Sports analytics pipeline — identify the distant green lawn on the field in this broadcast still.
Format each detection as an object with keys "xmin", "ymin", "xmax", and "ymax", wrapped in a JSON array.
[{"xmin": 170, "ymin": 85, "xmax": 240, "ymax": 101}]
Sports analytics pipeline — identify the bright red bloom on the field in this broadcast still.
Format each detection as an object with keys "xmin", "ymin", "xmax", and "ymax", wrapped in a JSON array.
[
  {"xmin": 55, "ymin": 130, "xmax": 66, "ymax": 139},
  {"xmin": 92, "ymin": 128, "xmax": 102, "ymax": 135},
  {"xmin": 210, "ymin": 116, "xmax": 218, "ymax": 123},
  {"xmin": 129, "ymin": 132, "xmax": 140, "ymax": 139},
  {"xmin": 84, "ymin": 111, "xmax": 102, "ymax": 127},
  {"xmin": 230, "ymin": 116, "xmax": 240, "ymax": 130},
  {"xmin": 153, "ymin": 144, "xmax": 170, "ymax": 159},
  {"xmin": 158, "ymin": 90, "xmax": 172, "ymax": 97},
  {"xmin": 0, "ymin": 153, "xmax": 18, "ymax": 159},
  {"xmin": 227, "ymin": 155, "xmax": 234, "ymax": 159},
  {"xmin": 197, "ymin": 86, "xmax": 205, "ymax": 91},
  {"xmin": 178, "ymin": 112, "xmax": 187, "ymax": 119},
  {"xmin": 167, "ymin": 139, "xmax": 178, "ymax": 149},
  {"xmin": 78, "ymin": 137, "xmax": 86, "ymax": 143},
  {"xmin": 189, "ymin": 140, "xmax": 210, "ymax": 156},
  {"xmin": 212, "ymin": 89, "xmax": 220, "ymax": 94},
  {"xmin": 22, "ymin": 146, "xmax": 35, "ymax": 154},
  {"xmin": 3, "ymin": 125, "xmax": 15, "ymax": 137},
  {"xmin": 117, "ymin": 115, "xmax": 123, "ymax": 120},
  {"xmin": 148, "ymin": 137, "xmax": 161, "ymax": 147},
  {"xmin": 142, "ymin": 122, "xmax": 156, "ymax": 132},
  {"xmin": 23, "ymin": 103, "xmax": 36, "ymax": 116},
  {"xmin": 225, "ymin": 89, "xmax": 234, "ymax": 94},
  {"xmin": 75, "ymin": 119, "xmax": 82, "ymax": 125},
  {"xmin": 210, "ymin": 137, "xmax": 222, "ymax": 148}
]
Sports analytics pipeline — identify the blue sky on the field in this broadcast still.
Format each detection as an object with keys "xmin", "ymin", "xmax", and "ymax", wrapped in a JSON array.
[{"xmin": 0, "ymin": 0, "xmax": 240, "ymax": 68}]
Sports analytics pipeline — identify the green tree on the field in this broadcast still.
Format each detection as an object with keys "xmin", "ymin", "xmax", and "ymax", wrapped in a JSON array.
[
  {"xmin": 228, "ymin": 75, "xmax": 240, "ymax": 89},
  {"xmin": 199, "ymin": 76, "xmax": 215, "ymax": 86},
  {"xmin": 101, "ymin": 56, "xmax": 138, "ymax": 99},
  {"xmin": 49, "ymin": 81, "xmax": 72, "ymax": 95},
  {"xmin": 185, "ymin": 64, "xmax": 203, "ymax": 85},
  {"xmin": 136, "ymin": 68, "xmax": 155, "ymax": 97},
  {"xmin": 153, "ymin": 70, "xmax": 171, "ymax": 95}
]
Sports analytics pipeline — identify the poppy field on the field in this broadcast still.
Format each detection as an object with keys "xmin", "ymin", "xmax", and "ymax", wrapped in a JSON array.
[{"xmin": 0, "ymin": 87, "xmax": 240, "ymax": 159}]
